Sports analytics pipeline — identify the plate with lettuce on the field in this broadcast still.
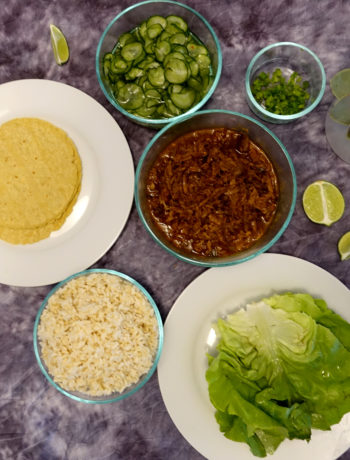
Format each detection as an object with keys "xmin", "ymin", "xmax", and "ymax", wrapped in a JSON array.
[{"xmin": 158, "ymin": 254, "xmax": 350, "ymax": 460}]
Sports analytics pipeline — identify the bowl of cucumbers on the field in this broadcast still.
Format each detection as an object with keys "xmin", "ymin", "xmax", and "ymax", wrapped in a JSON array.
[{"xmin": 96, "ymin": 0, "xmax": 222, "ymax": 128}]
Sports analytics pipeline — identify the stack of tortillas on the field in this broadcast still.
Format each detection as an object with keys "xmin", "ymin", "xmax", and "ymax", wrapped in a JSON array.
[{"xmin": 0, "ymin": 117, "xmax": 82, "ymax": 244}]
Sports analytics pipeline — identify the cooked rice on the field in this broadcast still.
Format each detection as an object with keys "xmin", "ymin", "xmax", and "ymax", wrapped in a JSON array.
[{"xmin": 37, "ymin": 272, "xmax": 159, "ymax": 396}]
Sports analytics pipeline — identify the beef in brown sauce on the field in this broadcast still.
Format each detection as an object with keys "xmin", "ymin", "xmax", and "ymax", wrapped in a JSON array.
[{"xmin": 146, "ymin": 128, "xmax": 279, "ymax": 257}]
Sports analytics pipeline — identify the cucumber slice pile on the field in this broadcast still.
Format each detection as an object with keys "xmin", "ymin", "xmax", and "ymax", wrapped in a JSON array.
[{"xmin": 103, "ymin": 14, "xmax": 213, "ymax": 120}]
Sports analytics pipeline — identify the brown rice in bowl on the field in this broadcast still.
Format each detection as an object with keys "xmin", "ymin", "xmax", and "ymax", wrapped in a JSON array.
[{"xmin": 33, "ymin": 269, "xmax": 163, "ymax": 403}]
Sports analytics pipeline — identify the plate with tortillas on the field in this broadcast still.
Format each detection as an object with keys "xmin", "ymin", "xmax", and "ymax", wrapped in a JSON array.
[{"xmin": 0, "ymin": 79, "xmax": 134, "ymax": 286}]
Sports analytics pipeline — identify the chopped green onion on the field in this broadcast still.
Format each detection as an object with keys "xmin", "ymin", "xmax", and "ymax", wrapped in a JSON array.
[{"xmin": 251, "ymin": 68, "xmax": 310, "ymax": 115}]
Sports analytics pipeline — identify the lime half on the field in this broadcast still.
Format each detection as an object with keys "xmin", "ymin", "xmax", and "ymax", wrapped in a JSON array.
[
  {"xmin": 338, "ymin": 231, "xmax": 350, "ymax": 261},
  {"xmin": 50, "ymin": 24, "xmax": 69, "ymax": 65},
  {"xmin": 330, "ymin": 69, "xmax": 350, "ymax": 100},
  {"xmin": 302, "ymin": 180, "xmax": 345, "ymax": 226}
]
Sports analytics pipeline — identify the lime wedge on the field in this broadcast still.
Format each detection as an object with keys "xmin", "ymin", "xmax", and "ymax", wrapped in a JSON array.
[
  {"xmin": 302, "ymin": 180, "xmax": 345, "ymax": 226},
  {"xmin": 329, "ymin": 94, "xmax": 350, "ymax": 126},
  {"xmin": 330, "ymin": 69, "xmax": 350, "ymax": 100},
  {"xmin": 338, "ymin": 231, "xmax": 350, "ymax": 261},
  {"xmin": 50, "ymin": 24, "xmax": 69, "ymax": 65}
]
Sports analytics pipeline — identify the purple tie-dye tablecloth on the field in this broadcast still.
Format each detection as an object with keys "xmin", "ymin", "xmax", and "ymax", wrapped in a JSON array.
[{"xmin": 0, "ymin": 1, "xmax": 349, "ymax": 459}]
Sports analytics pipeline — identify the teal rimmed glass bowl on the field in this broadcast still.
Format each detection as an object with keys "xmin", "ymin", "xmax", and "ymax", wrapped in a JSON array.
[
  {"xmin": 245, "ymin": 42, "xmax": 326, "ymax": 124},
  {"xmin": 33, "ymin": 268, "xmax": 163, "ymax": 404},
  {"xmin": 135, "ymin": 110, "xmax": 297, "ymax": 266},
  {"xmin": 96, "ymin": 0, "xmax": 222, "ymax": 129}
]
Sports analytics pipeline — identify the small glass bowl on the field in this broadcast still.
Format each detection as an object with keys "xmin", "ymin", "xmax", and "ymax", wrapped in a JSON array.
[
  {"xmin": 245, "ymin": 42, "xmax": 326, "ymax": 124},
  {"xmin": 33, "ymin": 268, "xmax": 163, "ymax": 404},
  {"xmin": 96, "ymin": 0, "xmax": 222, "ymax": 129},
  {"xmin": 135, "ymin": 109, "xmax": 297, "ymax": 267}
]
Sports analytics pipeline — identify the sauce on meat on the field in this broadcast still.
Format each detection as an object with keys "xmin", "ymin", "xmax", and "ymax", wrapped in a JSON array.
[{"xmin": 146, "ymin": 128, "xmax": 279, "ymax": 257}]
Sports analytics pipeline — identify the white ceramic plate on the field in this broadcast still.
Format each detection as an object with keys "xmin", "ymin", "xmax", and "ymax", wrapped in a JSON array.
[
  {"xmin": 0, "ymin": 79, "xmax": 134, "ymax": 287},
  {"xmin": 158, "ymin": 254, "xmax": 350, "ymax": 460}
]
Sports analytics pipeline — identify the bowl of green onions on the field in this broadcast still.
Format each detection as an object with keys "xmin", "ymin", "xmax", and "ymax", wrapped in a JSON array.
[{"xmin": 245, "ymin": 42, "xmax": 326, "ymax": 124}]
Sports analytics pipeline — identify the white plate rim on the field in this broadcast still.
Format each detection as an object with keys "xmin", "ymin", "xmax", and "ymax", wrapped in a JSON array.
[
  {"xmin": 0, "ymin": 79, "xmax": 134, "ymax": 287},
  {"xmin": 158, "ymin": 253, "xmax": 350, "ymax": 460}
]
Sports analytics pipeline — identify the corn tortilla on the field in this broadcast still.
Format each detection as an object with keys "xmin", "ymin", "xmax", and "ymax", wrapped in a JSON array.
[{"xmin": 0, "ymin": 117, "xmax": 82, "ymax": 244}]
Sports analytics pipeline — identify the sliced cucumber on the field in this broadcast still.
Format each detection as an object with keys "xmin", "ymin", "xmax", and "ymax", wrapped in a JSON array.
[
  {"xmin": 115, "ymin": 80, "xmax": 125, "ymax": 91},
  {"xmin": 172, "ymin": 45, "xmax": 188, "ymax": 56},
  {"xmin": 169, "ymin": 84, "xmax": 183, "ymax": 94},
  {"xmin": 139, "ymin": 21, "xmax": 148, "ymax": 40},
  {"xmin": 187, "ymin": 76, "xmax": 202, "ymax": 91},
  {"xmin": 103, "ymin": 52, "xmax": 113, "ymax": 62},
  {"xmin": 147, "ymin": 23, "xmax": 163, "ymax": 39},
  {"xmin": 147, "ymin": 15, "xmax": 167, "ymax": 29},
  {"xmin": 156, "ymin": 104, "xmax": 167, "ymax": 116},
  {"xmin": 134, "ymin": 49, "xmax": 146, "ymax": 66},
  {"xmin": 142, "ymin": 80, "xmax": 154, "ymax": 91},
  {"xmin": 145, "ymin": 89, "xmax": 162, "ymax": 107},
  {"xmin": 144, "ymin": 39, "xmax": 154, "ymax": 55},
  {"xmin": 158, "ymin": 103, "xmax": 177, "ymax": 118},
  {"xmin": 166, "ymin": 15, "xmax": 188, "ymax": 32},
  {"xmin": 121, "ymin": 42, "xmax": 143, "ymax": 61},
  {"xmin": 197, "ymin": 54, "xmax": 211, "ymax": 75},
  {"xmin": 126, "ymin": 67, "xmax": 144, "ymax": 80},
  {"xmin": 165, "ymin": 58, "xmax": 189, "ymax": 84},
  {"xmin": 165, "ymin": 98, "xmax": 182, "ymax": 116},
  {"xmin": 144, "ymin": 60, "xmax": 161, "ymax": 70},
  {"xmin": 165, "ymin": 22, "xmax": 182, "ymax": 35},
  {"xmin": 163, "ymin": 51, "xmax": 186, "ymax": 67},
  {"xmin": 187, "ymin": 43, "xmax": 208, "ymax": 57},
  {"xmin": 155, "ymin": 41, "xmax": 171, "ymax": 62},
  {"xmin": 201, "ymin": 74, "xmax": 212, "ymax": 92},
  {"xmin": 116, "ymin": 83, "xmax": 144, "ymax": 110},
  {"xmin": 110, "ymin": 57, "xmax": 130, "ymax": 74},
  {"xmin": 134, "ymin": 104, "xmax": 157, "ymax": 118},
  {"xmin": 146, "ymin": 98, "xmax": 160, "ymax": 108},
  {"xmin": 170, "ymin": 87, "xmax": 195, "ymax": 109},
  {"xmin": 103, "ymin": 60, "xmax": 111, "ymax": 78},
  {"xmin": 137, "ymin": 74, "xmax": 148, "ymax": 87},
  {"xmin": 159, "ymin": 30, "xmax": 172, "ymax": 41},
  {"xmin": 118, "ymin": 33, "xmax": 134, "ymax": 48},
  {"xmin": 189, "ymin": 59, "xmax": 199, "ymax": 77},
  {"xmin": 138, "ymin": 55, "xmax": 155, "ymax": 69},
  {"xmin": 169, "ymin": 33, "xmax": 187, "ymax": 45},
  {"xmin": 148, "ymin": 67, "xmax": 165, "ymax": 87},
  {"xmin": 107, "ymin": 71, "xmax": 118, "ymax": 83}
]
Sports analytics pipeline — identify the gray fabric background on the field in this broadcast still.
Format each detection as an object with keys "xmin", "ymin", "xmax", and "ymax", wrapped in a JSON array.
[{"xmin": 0, "ymin": 0, "xmax": 349, "ymax": 459}]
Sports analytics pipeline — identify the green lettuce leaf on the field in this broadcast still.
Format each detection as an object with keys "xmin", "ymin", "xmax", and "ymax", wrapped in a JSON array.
[{"xmin": 206, "ymin": 293, "xmax": 350, "ymax": 457}]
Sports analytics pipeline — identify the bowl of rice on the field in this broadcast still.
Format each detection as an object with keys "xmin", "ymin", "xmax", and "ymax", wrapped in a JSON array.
[{"xmin": 33, "ymin": 269, "xmax": 163, "ymax": 403}]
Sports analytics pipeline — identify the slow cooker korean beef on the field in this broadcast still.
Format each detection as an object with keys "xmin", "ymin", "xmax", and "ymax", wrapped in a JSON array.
[{"xmin": 146, "ymin": 128, "xmax": 279, "ymax": 258}]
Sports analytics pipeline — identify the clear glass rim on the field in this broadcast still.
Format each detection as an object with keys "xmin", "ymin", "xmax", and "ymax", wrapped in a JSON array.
[
  {"xmin": 95, "ymin": 0, "xmax": 222, "ymax": 126},
  {"xmin": 33, "ymin": 268, "xmax": 164, "ymax": 404},
  {"xmin": 135, "ymin": 109, "xmax": 297, "ymax": 267},
  {"xmin": 245, "ymin": 41, "xmax": 326, "ymax": 121}
]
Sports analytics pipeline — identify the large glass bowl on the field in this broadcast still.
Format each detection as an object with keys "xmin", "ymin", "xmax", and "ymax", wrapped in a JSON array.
[
  {"xmin": 33, "ymin": 269, "xmax": 163, "ymax": 404},
  {"xmin": 135, "ymin": 110, "xmax": 297, "ymax": 266},
  {"xmin": 96, "ymin": 0, "xmax": 222, "ymax": 129},
  {"xmin": 245, "ymin": 42, "xmax": 326, "ymax": 124}
]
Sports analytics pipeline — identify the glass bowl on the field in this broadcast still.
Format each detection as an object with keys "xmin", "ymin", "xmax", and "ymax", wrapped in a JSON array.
[
  {"xmin": 135, "ymin": 109, "xmax": 297, "ymax": 266},
  {"xmin": 325, "ymin": 95, "xmax": 350, "ymax": 164},
  {"xmin": 245, "ymin": 42, "xmax": 326, "ymax": 124},
  {"xmin": 96, "ymin": 0, "xmax": 222, "ymax": 129},
  {"xmin": 33, "ymin": 269, "xmax": 163, "ymax": 404}
]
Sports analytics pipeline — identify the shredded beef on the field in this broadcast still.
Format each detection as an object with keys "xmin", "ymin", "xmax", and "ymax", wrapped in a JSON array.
[{"xmin": 146, "ymin": 128, "xmax": 279, "ymax": 257}]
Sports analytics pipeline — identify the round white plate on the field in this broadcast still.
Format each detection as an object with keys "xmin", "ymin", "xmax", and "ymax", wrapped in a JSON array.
[
  {"xmin": 0, "ymin": 79, "xmax": 134, "ymax": 287},
  {"xmin": 158, "ymin": 254, "xmax": 350, "ymax": 460}
]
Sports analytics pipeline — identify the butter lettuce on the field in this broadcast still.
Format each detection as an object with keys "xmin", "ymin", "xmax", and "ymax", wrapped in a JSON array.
[{"xmin": 206, "ymin": 293, "xmax": 350, "ymax": 457}]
